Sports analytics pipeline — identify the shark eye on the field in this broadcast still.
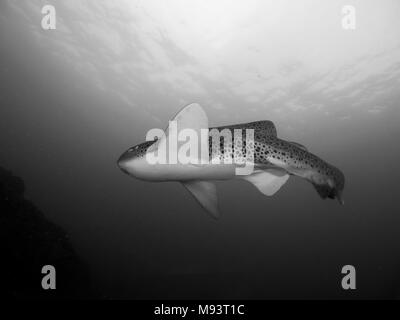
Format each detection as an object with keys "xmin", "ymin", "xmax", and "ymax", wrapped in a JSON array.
[{"xmin": 135, "ymin": 146, "xmax": 139, "ymax": 150}]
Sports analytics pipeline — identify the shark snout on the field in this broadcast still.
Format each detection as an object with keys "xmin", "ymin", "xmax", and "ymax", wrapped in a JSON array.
[{"xmin": 117, "ymin": 152, "xmax": 131, "ymax": 175}]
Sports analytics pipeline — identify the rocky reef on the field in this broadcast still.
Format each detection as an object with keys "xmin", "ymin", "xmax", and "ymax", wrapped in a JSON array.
[{"xmin": 0, "ymin": 166, "xmax": 95, "ymax": 299}]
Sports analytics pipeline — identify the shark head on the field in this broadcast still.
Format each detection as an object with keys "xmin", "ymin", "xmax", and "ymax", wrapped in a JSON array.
[
  {"xmin": 117, "ymin": 139, "xmax": 158, "ymax": 178},
  {"xmin": 117, "ymin": 103, "xmax": 212, "ymax": 182}
]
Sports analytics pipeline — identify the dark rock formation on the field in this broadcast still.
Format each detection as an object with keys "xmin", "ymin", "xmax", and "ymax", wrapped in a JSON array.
[{"xmin": 0, "ymin": 166, "xmax": 96, "ymax": 299}]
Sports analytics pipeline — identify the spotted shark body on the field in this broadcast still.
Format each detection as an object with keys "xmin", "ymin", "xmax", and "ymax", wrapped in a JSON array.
[
  {"xmin": 209, "ymin": 122, "xmax": 344, "ymax": 202},
  {"xmin": 118, "ymin": 103, "xmax": 345, "ymax": 218}
]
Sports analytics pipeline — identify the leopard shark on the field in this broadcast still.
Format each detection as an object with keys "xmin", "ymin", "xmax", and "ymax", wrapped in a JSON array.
[{"xmin": 118, "ymin": 103, "xmax": 345, "ymax": 218}]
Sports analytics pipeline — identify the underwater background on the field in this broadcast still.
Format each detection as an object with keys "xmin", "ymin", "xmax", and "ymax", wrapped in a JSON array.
[{"xmin": 1, "ymin": 0, "xmax": 400, "ymax": 299}]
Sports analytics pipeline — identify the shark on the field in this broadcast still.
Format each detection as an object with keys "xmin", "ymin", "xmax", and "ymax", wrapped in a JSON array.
[{"xmin": 117, "ymin": 103, "xmax": 345, "ymax": 218}]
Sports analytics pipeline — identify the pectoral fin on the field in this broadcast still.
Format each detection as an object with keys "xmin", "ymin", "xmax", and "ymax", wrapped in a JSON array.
[
  {"xmin": 182, "ymin": 180, "xmax": 220, "ymax": 219},
  {"xmin": 243, "ymin": 168, "xmax": 290, "ymax": 196},
  {"xmin": 147, "ymin": 103, "xmax": 209, "ymax": 164}
]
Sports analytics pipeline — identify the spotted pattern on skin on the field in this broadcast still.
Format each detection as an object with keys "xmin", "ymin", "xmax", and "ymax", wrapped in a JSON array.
[
  {"xmin": 126, "ymin": 139, "xmax": 157, "ymax": 159},
  {"xmin": 207, "ymin": 122, "xmax": 344, "ymax": 199},
  {"xmin": 208, "ymin": 120, "xmax": 274, "ymax": 163},
  {"xmin": 254, "ymin": 136, "xmax": 345, "ymax": 199},
  {"xmin": 127, "ymin": 120, "xmax": 344, "ymax": 200}
]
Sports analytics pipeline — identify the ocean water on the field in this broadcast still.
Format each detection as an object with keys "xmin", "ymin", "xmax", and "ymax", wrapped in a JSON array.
[{"xmin": 1, "ymin": 0, "xmax": 400, "ymax": 299}]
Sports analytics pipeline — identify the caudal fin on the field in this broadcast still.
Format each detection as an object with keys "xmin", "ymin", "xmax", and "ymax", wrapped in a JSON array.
[{"xmin": 312, "ymin": 182, "xmax": 344, "ymax": 205}]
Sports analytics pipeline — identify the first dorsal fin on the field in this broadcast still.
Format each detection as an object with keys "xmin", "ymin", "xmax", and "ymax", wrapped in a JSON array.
[
  {"xmin": 182, "ymin": 181, "xmax": 220, "ymax": 219},
  {"xmin": 259, "ymin": 120, "xmax": 277, "ymax": 137}
]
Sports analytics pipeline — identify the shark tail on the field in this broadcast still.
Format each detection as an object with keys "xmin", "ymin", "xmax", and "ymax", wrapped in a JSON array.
[{"xmin": 312, "ymin": 182, "xmax": 344, "ymax": 205}]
